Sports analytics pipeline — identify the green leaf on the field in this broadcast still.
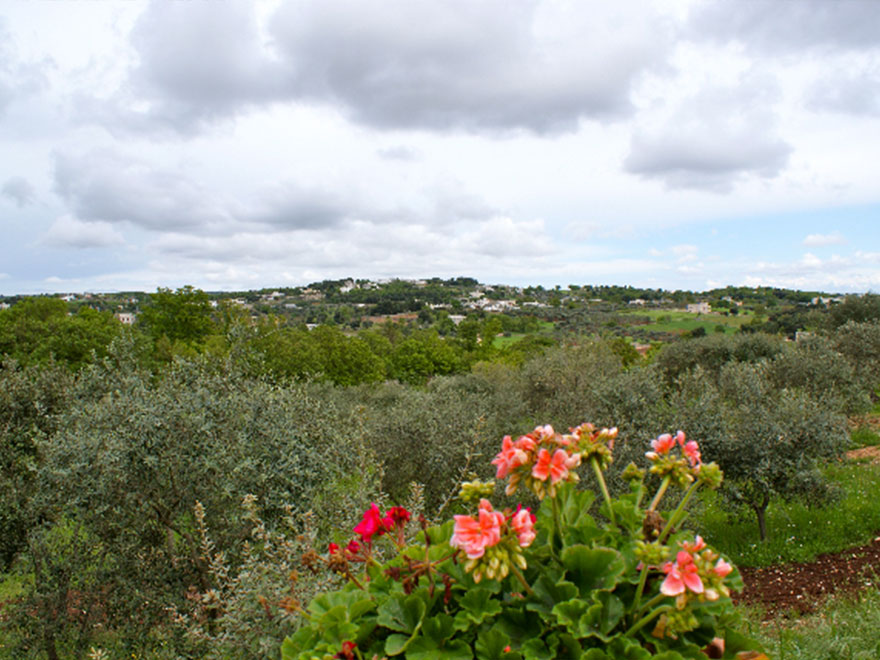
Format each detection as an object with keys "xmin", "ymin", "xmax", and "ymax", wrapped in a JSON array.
[
  {"xmin": 422, "ymin": 613, "xmax": 455, "ymax": 644},
  {"xmin": 606, "ymin": 637, "xmax": 653, "ymax": 660},
  {"xmin": 520, "ymin": 639, "xmax": 554, "ymax": 660},
  {"xmin": 586, "ymin": 591, "xmax": 625, "ymax": 636},
  {"xmin": 307, "ymin": 590, "xmax": 366, "ymax": 619},
  {"xmin": 377, "ymin": 593, "xmax": 427, "ymax": 634},
  {"xmin": 453, "ymin": 587, "xmax": 502, "ymax": 630},
  {"xmin": 551, "ymin": 598, "xmax": 590, "ymax": 632},
  {"xmin": 581, "ymin": 650, "xmax": 611, "ymax": 660},
  {"xmin": 406, "ymin": 637, "xmax": 474, "ymax": 660},
  {"xmin": 527, "ymin": 575, "xmax": 579, "ymax": 616},
  {"xmin": 475, "ymin": 628, "xmax": 511, "ymax": 660},
  {"xmin": 386, "ymin": 633, "xmax": 413, "ymax": 656},
  {"xmin": 560, "ymin": 545, "xmax": 626, "ymax": 594}
]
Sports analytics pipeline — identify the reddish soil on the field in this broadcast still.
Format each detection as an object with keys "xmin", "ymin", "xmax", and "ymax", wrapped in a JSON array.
[
  {"xmin": 734, "ymin": 534, "xmax": 880, "ymax": 618},
  {"xmin": 733, "ymin": 447, "xmax": 880, "ymax": 618}
]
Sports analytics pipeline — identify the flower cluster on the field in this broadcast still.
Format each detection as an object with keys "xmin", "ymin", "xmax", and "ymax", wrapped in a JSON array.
[
  {"xmin": 352, "ymin": 503, "xmax": 411, "ymax": 544},
  {"xmin": 493, "ymin": 424, "xmax": 616, "ymax": 499},
  {"xmin": 645, "ymin": 430, "xmax": 716, "ymax": 489},
  {"xmin": 450, "ymin": 499, "xmax": 536, "ymax": 582},
  {"xmin": 660, "ymin": 535, "xmax": 733, "ymax": 610}
]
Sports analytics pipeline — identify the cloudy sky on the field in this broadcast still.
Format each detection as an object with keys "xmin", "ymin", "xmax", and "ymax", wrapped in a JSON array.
[{"xmin": 1, "ymin": 0, "xmax": 879, "ymax": 295}]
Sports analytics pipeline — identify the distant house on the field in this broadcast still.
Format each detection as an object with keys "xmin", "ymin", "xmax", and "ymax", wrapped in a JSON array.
[
  {"xmin": 59, "ymin": 294, "xmax": 76, "ymax": 302},
  {"xmin": 687, "ymin": 302, "xmax": 711, "ymax": 314},
  {"xmin": 449, "ymin": 314, "xmax": 466, "ymax": 326},
  {"xmin": 115, "ymin": 312, "xmax": 136, "ymax": 325},
  {"xmin": 0, "ymin": 302, "xmax": 9, "ymax": 310},
  {"xmin": 628, "ymin": 299, "xmax": 646, "ymax": 306}
]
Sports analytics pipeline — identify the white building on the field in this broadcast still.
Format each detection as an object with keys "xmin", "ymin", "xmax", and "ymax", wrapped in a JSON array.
[{"xmin": 687, "ymin": 302, "xmax": 711, "ymax": 314}]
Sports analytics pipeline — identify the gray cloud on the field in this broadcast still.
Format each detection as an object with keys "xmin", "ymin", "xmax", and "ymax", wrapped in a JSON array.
[
  {"xmin": 2, "ymin": 176, "xmax": 36, "ymax": 207},
  {"xmin": 807, "ymin": 67, "xmax": 880, "ymax": 116},
  {"xmin": 0, "ymin": 20, "xmax": 50, "ymax": 116},
  {"xmin": 41, "ymin": 215, "xmax": 126, "ymax": 249},
  {"xmin": 53, "ymin": 150, "xmax": 233, "ymax": 232},
  {"xmin": 103, "ymin": 0, "xmax": 669, "ymax": 135},
  {"xmin": 624, "ymin": 78, "xmax": 792, "ymax": 192},
  {"xmin": 377, "ymin": 145, "xmax": 420, "ymax": 161},
  {"xmin": 687, "ymin": 0, "xmax": 880, "ymax": 53}
]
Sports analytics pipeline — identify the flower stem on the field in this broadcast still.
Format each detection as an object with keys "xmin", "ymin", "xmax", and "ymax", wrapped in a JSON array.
[
  {"xmin": 632, "ymin": 562, "xmax": 650, "ymax": 613},
  {"xmin": 647, "ymin": 476, "xmax": 671, "ymax": 512},
  {"xmin": 591, "ymin": 457, "xmax": 616, "ymax": 527},
  {"xmin": 509, "ymin": 564, "xmax": 535, "ymax": 597},
  {"xmin": 550, "ymin": 496, "xmax": 561, "ymax": 559},
  {"xmin": 625, "ymin": 603, "xmax": 671, "ymax": 638},
  {"xmin": 658, "ymin": 480, "xmax": 700, "ymax": 542}
]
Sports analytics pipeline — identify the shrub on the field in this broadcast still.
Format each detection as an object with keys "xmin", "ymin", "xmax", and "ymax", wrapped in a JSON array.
[{"xmin": 282, "ymin": 425, "xmax": 765, "ymax": 659}]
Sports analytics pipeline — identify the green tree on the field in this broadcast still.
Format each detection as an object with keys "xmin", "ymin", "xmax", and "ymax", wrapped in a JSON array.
[{"xmin": 138, "ymin": 286, "xmax": 215, "ymax": 347}]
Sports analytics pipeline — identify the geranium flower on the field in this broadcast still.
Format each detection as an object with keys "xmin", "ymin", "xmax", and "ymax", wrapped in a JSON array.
[
  {"xmin": 682, "ymin": 440, "xmax": 701, "ymax": 467},
  {"xmin": 510, "ymin": 507, "xmax": 536, "ymax": 547},
  {"xmin": 714, "ymin": 558, "xmax": 732, "ymax": 578},
  {"xmin": 532, "ymin": 448, "xmax": 577, "ymax": 484},
  {"xmin": 661, "ymin": 551, "xmax": 704, "ymax": 596},
  {"xmin": 492, "ymin": 435, "xmax": 529, "ymax": 479},
  {"xmin": 450, "ymin": 499, "xmax": 504, "ymax": 559},
  {"xmin": 382, "ymin": 506, "xmax": 411, "ymax": 531},
  {"xmin": 651, "ymin": 433, "xmax": 677, "ymax": 455},
  {"xmin": 328, "ymin": 542, "xmax": 340, "ymax": 555},
  {"xmin": 353, "ymin": 503, "xmax": 386, "ymax": 543},
  {"xmin": 681, "ymin": 535, "xmax": 706, "ymax": 554}
]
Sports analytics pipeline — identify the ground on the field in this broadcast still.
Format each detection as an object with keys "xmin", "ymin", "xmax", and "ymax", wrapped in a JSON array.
[{"xmin": 734, "ymin": 446, "xmax": 880, "ymax": 618}]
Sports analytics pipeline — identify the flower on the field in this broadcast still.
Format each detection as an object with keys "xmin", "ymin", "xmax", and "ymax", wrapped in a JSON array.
[
  {"xmin": 492, "ymin": 435, "xmax": 529, "ymax": 479},
  {"xmin": 450, "ymin": 499, "xmax": 504, "ymax": 559},
  {"xmin": 510, "ymin": 507, "xmax": 536, "ymax": 547},
  {"xmin": 353, "ymin": 503, "xmax": 386, "ymax": 543},
  {"xmin": 651, "ymin": 433, "xmax": 677, "ymax": 455},
  {"xmin": 382, "ymin": 506, "xmax": 411, "ymax": 531},
  {"xmin": 345, "ymin": 540, "xmax": 361, "ymax": 556},
  {"xmin": 682, "ymin": 440, "xmax": 701, "ymax": 467},
  {"xmin": 328, "ymin": 542, "xmax": 340, "ymax": 555},
  {"xmin": 681, "ymin": 535, "xmax": 706, "ymax": 554},
  {"xmin": 532, "ymin": 448, "xmax": 577, "ymax": 484},
  {"xmin": 713, "ymin": 558, "xmax": 732, "ymax": 578},
  {"xmin": 661, "ymin": 551, "xmax": 704, "ymax": 596}
]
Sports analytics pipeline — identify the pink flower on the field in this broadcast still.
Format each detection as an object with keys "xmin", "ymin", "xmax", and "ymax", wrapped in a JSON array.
[
  {"xmin": 510, "ymin": 507, "xmax": 536, "ymax": 548},
  {"xmin": 345, "ymin": 540, "xmax": 361, "ymax": 556},
  {"xmin": 681, "ymin": 535, "xmax": 706, "ymax": 554},
  {"xmin": 450, "ymin": 499, "xmax": 504, "ymax": 559},
  {"xmin": 353, "ymin": 503, "xmax": 386, "ymax": 543},
  {"xmin": 660, "ymin": 551, "xmax": 704, "ymax": 596},
  {"xmin": 492, "ymin": 435, "xmax": 529, "ymax": 479},
  {"xmin": 714, "ymin": 558, "xmax": 733, "ymax": 578},
  {"xmin": 682, "ymin": 440, "xmax": 701, "ymax": 467},
  {"xmin": 651, "ymin": 433, "xmax": 677, "ymax": 455},
  {"xmin": 532, "ymin": 448, "xmax": 575, "ymax": 484}
]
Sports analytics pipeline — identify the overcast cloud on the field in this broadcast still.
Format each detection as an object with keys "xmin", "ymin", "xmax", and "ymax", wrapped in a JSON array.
[{"xmin": 1, "ymin": 0, "xmax": 879, "ymax": 295}]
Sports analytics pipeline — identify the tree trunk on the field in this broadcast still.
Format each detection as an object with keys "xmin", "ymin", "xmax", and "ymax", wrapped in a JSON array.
[
  {"xmin": 753, "ymin": 495, "xmax": 770, "ymax": 542},
  {"xmin": 44, "ymin": 628, "xmax": 59, "ymax": 660}
]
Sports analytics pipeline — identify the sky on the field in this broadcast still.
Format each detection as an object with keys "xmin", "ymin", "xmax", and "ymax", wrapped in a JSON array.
[{"xmin": 1, "ymin": 0, "xmax": 879, "ymax": 296}]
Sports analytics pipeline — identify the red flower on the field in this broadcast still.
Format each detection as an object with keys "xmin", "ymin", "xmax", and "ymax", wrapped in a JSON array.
[
  {"xmin": 383, "ymin": 506, "xmax": 411, "ymax": 531},
  {"xmin": 328, "ymin": 542, "xmax": 340, "ymax": 555},
  {"xmin": 335, "ymin": 640, "xmax": 357, "ymax": 659},
  {"xmin": 353, "ymin": 503, "xmax": 386, "ymax": 543}
]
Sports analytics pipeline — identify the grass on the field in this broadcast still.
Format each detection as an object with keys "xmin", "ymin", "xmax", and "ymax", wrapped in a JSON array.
[
  {"xmin": 492, "ymin": 320, "xmax": 556, "ymax": 348},
  {"xmin": 619, "ymin": 308, "xmax": 755, "ymax": 335},
  {"xmin": 850, "ymin": 426, "xmax": 880, "ymax": 448},
  {"xmin": 694, "ymin": 461, "xmax": 880, "ymax": 567},
  {"xmin": 738, "ymin": 586, "xmax": 880, "ymax": 660}
]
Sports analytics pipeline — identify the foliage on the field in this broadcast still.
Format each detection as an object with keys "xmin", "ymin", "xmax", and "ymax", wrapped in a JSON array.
[
  {"xmin": 0, "ymin": 360, "xmax": 72, "ymax": 569},
  {"xmin": 747, "ymin": 585, "xmax": 880, "ymax": 660},
  {"xmin": 4, "ymin": 342, "xmax": 383, "ymax": 654},
  {"xmin": 695, "ymin": 461, "xmax": 880, "ymax": 567},
  {"xmin": 832, "ymin": 320, "xmax": 880, "ymax": 392},
  {"xmin": 283, "ymin": 425, "xmax": 764, "ymax": 660},
  {"xmin": 0, "ymin": 298, "xmax": 122, "ymax": 369},
  {"xmin": 138, "ymin": 285, "xmax": 216, "ymax": 348},
  {"xmin": 675, "ymin": 362, "xmax": 849, "ymax": 542}
]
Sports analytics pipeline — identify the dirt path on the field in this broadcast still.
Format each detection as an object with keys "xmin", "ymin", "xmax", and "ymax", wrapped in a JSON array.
[{"xmin": 733, "ymin": 447, "xmax": 880, "ymax": 618}]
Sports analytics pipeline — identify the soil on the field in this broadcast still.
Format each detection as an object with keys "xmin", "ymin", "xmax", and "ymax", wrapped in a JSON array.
[{"xmin": 733, "ymin": 447, "xmax": 880, "ymax": 619}]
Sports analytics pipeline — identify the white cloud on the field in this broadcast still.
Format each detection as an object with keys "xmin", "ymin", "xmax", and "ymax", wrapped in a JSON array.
[
  {"xmin": 41, "ymin": 215, "xmax": 126, "ymax": 249},
  {"xmin": 803, "ymin": 232, "xmax": 847, "ymax": 247}
]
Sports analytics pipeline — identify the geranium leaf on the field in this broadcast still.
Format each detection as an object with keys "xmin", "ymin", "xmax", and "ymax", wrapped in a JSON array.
[
  {"xmin": 475, "ymin": 627, "xmax": 511, "ymax": 660},
  {"xmin": 561, "ymin": 545, "xmax": 626, "ymax": 594},
  {"xmin": 377, "ymin": 593, "xmax": 426, "ymax": 634}
]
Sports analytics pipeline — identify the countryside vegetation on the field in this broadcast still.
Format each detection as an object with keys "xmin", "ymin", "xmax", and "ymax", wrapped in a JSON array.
[{"xmin": 1, "ymin": 280, "xmax": 880, "ymax": 658}]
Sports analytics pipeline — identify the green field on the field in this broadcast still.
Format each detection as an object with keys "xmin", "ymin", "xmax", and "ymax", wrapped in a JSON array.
[
  {"xmin": 620, "ymin": 308, "xmax": 756, "ymax": 334},
  {"xmin": 492, "ymin": 320, "xmax": 556, "ymax": 348}
]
